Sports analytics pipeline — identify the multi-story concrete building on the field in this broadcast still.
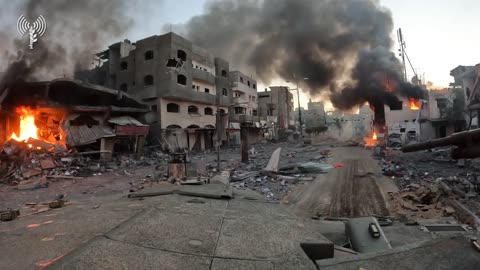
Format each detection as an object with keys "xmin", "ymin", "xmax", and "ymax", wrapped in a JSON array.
[
  {"xmin": 77, "ymin": 32, "xmax": 231, "ymax": 151},
  {"xmin": 257, "ymin": 86, "xmax": 294, "ymax": 130},
  {"xmin": 227, "ymin": 71, "xmax": 262, "ymax": 145}
]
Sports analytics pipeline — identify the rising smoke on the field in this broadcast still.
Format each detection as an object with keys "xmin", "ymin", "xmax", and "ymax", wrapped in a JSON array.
[
  {"xmin": 185, "ymin": 0, "xmax": 426, "ymax": 110},
  {"xmin": 0, "ymin": 0, "xmax": 133, "ymax": 91}
]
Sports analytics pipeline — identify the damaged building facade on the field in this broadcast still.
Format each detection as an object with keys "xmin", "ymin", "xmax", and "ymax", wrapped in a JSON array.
[
  {"xmin": 257, "ymin": 86, "xmax": 294, "ymax": 139},
  {"xmin": 0, "ymin": 79, "xmax": 149, "ymax": 161},
  {"xmin": 227, "ymin": 71, "xmax": 263, "ymax": 145},
  {"xmin": 78, "ymin": 32, "xmax": 232, "ymax": 151}
]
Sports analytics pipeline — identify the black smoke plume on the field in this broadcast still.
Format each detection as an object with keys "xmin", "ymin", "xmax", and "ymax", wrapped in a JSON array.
[
  {"xmin": 0, "ymin": 0, "xmax": 132, "ymax": 91},
  {"xmin": 184, "ymin": 0, "xmax": 426, "ymax": 110}
]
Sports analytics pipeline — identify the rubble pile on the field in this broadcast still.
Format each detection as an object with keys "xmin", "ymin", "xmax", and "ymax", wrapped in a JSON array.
[{"xmin": 381, "ymin": 148, "xmax": 480, "ymax": 226}]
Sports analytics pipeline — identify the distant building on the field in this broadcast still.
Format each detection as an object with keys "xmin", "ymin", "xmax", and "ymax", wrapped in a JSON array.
[
  {"xmin": 302, "ymin": 99, "xmax": 326, "ymax": 129},
  {"xmin": 227, "ymin": 71, "xmax": 262, "ymax": 145},
  {"xmin": 257, "ymin": 86, "xmax": 294, "ymax": 130}
]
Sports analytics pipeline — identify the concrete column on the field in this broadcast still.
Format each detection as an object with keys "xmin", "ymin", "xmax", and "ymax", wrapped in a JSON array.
[
  {"xmin": 200, "ymin": 132, "xmax": 205, "ymax": 151},
  {"xmin": 100, "ymin": 137, "xmax": 115, "ymax": 161}
]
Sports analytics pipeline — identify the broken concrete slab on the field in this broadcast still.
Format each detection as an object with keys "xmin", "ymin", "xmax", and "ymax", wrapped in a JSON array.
[
  {"xmin": 40, "ymin": 158, "xmax": 56, "ymax": 169},
  {"xmin": 21, "ymin": 168, "xmax": 42, "ymax": 178},
  {"xmin": 16, "ymin": 177, "xmax": 48, "ymax": 190},
  {"xmin": 264, "ymin": 147, "xmax": 281, "ymax": 172}
]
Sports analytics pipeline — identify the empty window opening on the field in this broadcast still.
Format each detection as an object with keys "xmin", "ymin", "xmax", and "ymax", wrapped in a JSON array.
[
  {"xmin": 253, "ymin": 83, "xmax": 256, "ymax": 89},
  {"xmin": 248, "ymin": 81, "xmax": 251, "ymax": 87},
  {"xmin": 120, "ymin": 83, "xmax": 127, "ymax": 92},
  {"xmin": 204, "ymin": 107, "xmax": 213, "ymax": 115},
  {"xmin": 222, "ymin": 88, "xmax": 228, "ymax": 96},
  {"xmin": 151, "ymin": 105, "xmax": 158, "ymax": 112},
  {"xmin": 167, "ymin": 103, "xmax": 180, "ymax": 113},
  {"xmin": 144, "ymin": 75, "xmax": 154, "ymax": 86},
  {"xmin": 192, "ymin": 84, "xmax": 196, "ymax": 90},
  {"xmin": 177, "ymin": 74, "xmax": 187, "ymax": 85},
  {"xmin": 253, "ymin": 110, "xmax": 258, "ymax": 116},
  {"xmin": 167, "ymin": 124, "xmax": 182, "ymax": 129},
  {"xmin": 120, "ymin": 61, "xmax": 128, "ymax": 70},
  {"xmin": 188, "ymin": 106, "xmax": 199, "ymax": 114},
  {"xmin": 145, "ymin": 50, "xmax": 154, "ymax": 60},
  {"xmin": 177, "ymin": 50, "xmax": 187, "ymax": 61},
  {"xmin": 240, "ymin": 77, "xmax": 244, "ymax": 83},
  {"xmin": 221, "ymin": 70, "xmax": 227, "ymax": 77},
  {"xmin": 220, "ymin": 109, "xmax": 226, "ymax": 115},
  {"xmin": 205, "ymin": 88, "xmax": 210, "ymax": 93},
  {"xmin": 235, "ymin": 107, "xmax": 246, "ymax": 115},
  {"xmin": 196, "ymin": 86, "xmax": 200, "ymax": 91}
]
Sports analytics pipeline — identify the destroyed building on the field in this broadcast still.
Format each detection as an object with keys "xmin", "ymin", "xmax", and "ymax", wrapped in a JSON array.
[
  {"xmin": 450, "ymin": 64, "xmax": 480, "ymax": 129},
  {"xmin": 77, "ymin": 32, "xmax": 231, "ymax": 151},
  {"xmin": 257, "ymin": 86, "xmax": 294, "ymax": 131},
  {"xmin": 0, "ymin": 79, "xmax": 149, "ymax": 162}
]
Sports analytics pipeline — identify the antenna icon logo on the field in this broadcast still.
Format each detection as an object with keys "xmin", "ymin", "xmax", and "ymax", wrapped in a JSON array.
[{"xmin": 17, "ymin": 15, "xmax": 47, "ymax": 50}]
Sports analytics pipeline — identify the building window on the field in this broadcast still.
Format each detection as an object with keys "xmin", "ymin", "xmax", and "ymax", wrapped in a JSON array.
[
  {"xmin": 222, "ymin": 88, "xmax": 227, "ymax": 96},
  {"xmin": 177, "ymin": 50, "xmax": 187, "ymax": 61},
  {"xmin": 253, "ymin": 83, "xmax": 256, "ymax": 89},
  {"xmin": 188, "ymin": 105, "xmax": 199, "ymax": 114},
  {"xmin": 144, "ymin": 75, "xmax": 154, "ymax": 86},
  {"xmin": 120, "ymin": 83, "xmax": 127, "ymax": 92},
  {"xmin": 252, "ymin": 97, "xmax": 256, "ymax": 102},
  {"xmin": 120, "ymin": 61, "xmax": 128, "ymax": 70},
  {"xmin": 235, "ymin": 107, "xmax": 245, "ymax": 115},
  {"xmin": 167, "ymin": 103, "xmax": 180, "ymax": 113},
  {"xmin": 151, "ymin": 105, "xmax": 158, "ymax": 112},
  {"xmin": 167, "ymin": 124, "xmax": 182, "ymax": 129},
  {"xmin": 247, "ymin": 81, "xmax": 251, "ymax": 87},
  {"xmin": 240, "ymin": 77, "xmax": 244, "ymax": 83},
  {"xmin": 253, "ymin": 110, "xmax": 258, "ymax": 116},
  {"xmin": 220, "ymin": 109, "xmax": 226, "ymax": 115},
  {"xmin": 177, "ymin": 74, "xmax": 187, "ymax": 85},
  {"xmin": 144, "ymin": 50, "xmax": 154, "ymax": 60},
  {"xmin": 196, "ymin": 86, "xmax": 200, "ymax": 91},
  {"xmin": 234, "ymin": 93, "xmax": 240, "ymax": 98},
  {"xmin": 221, "ymin": 70, "xmax": 227, "ymax": 77},
  {"xmin": 205, "ymin": 88, "xmax": 210, "ymax": 93},
  {"xmin": 204, "ymin": 107, "xmax": 213, "ymax": 115},
  {"xmin": 192, "ymin": 84, "xmax": 196, "ymax": 90},
  {"xmin": 195, "ymin": 65, "xmax": 199, "ymax": 68}
]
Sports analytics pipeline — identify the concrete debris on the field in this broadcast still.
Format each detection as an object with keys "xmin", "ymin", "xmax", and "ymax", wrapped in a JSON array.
[
  {"xmin": 264, "ymin": 147, "xmax": 281, "ymax": 172},
  {"xmin": 281, "ymin": 162, "xmax": 334, "ymax": 173},
  {"xmin": 0, "ymin": 209, "xmax": 20, "ymax": 221}
]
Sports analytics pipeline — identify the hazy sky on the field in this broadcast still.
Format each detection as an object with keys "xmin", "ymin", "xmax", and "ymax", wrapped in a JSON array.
[
  {"xmin": 2, "ymin": 0, "xmax": 477, "ymax": 108},
  {"xmin": 123, "ymin": 0, "xmax": 478, "ymax": 108}
]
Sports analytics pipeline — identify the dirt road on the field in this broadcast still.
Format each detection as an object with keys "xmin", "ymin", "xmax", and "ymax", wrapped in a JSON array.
[{"xmin": 286, "ymin": 147, "xmax": 397, "ymax": 218}]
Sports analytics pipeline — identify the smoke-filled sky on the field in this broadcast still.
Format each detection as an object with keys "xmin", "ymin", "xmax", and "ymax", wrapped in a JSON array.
[{"xmin": 0, "ymin": 0, "xmax": 478, "ymax": 109}]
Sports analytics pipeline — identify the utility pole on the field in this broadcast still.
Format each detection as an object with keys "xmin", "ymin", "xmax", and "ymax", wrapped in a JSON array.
[
  {"xmin": 287, "ymin": 76, "xmax": 308, "ymax": 139},
  {"xmin": 397, "ymin": 28, "xmax": 408, "ymax": 82},
  {"xmin": 216, "ymin": 92, "xmax": 221, "ymax": 170}
]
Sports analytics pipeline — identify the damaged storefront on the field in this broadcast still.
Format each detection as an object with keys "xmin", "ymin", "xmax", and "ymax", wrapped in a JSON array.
[{"xmin": 0, "ymin": 79, "xmax": 149, "ymax": 162}]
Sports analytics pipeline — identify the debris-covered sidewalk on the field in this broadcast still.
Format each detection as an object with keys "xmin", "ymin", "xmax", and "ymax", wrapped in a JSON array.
[{"xmin": 380, "ymin": 148, "xmax": 480, "ymax": 228}]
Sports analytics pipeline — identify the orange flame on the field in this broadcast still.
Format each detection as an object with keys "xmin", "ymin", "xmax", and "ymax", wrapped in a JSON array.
[
  {"xmin": 364, "ymin": 131, "xmax": 378, "ymax": 147},
  {"xmin": 10, "ymin": 107, "xmax": 39, "ymax": 142},
  {"xmin": 409, "ymin": 98, "xmax": 420, "ymax": 111}
]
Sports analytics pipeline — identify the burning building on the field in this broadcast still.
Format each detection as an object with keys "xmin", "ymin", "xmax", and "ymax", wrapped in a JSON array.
[{"xmin": 0, "ymin": 79, "xmax": 149, "ymax": 161}]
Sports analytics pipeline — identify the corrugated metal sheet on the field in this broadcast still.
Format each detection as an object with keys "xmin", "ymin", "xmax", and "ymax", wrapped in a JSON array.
[
  {"xmin": 108, "ymin": 116, "xmax": 146, "ymax": 126},
  {"xmin": 65, "ymin": 125, "xmax": 115, "ymax": 146}
]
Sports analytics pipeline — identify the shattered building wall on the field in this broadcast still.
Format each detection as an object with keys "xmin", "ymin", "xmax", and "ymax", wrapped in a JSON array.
[
  {"xmin": 257, "ymin": 87, "xmax": 294, "ymax": 130},
  {"xmin": 77, "ymin": 32, "xmax": 231, "ymax": 151}
]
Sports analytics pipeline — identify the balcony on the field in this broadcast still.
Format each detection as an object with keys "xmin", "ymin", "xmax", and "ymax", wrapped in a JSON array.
[
  {"xmin": 230, "ymin": 114, "xmax": 260, "ymax": 123},
  {"xmin": 192, "ymin": 68, "xmax": 215, "ymax": 85}
]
